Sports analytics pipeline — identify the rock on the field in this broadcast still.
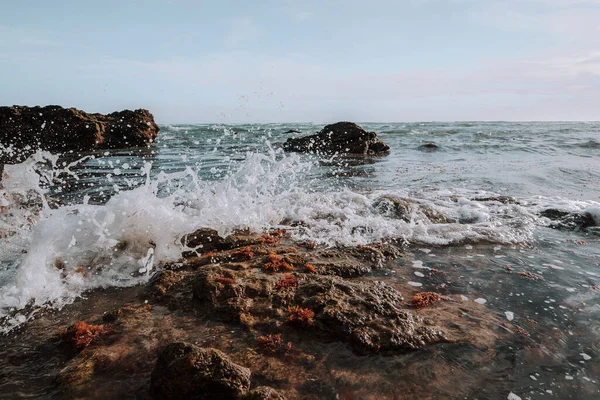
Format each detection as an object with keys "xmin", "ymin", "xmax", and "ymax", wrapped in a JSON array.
[
  {"xmin": 151, "ymin": 342, "xmax": 251, "ymax": 400},
  {"xmin": 283, "ymin": 129, "xmax": 301, "ymax": 134},
  {"xmin": 282, "ymin": 122, "xmax": 389, "ymax": 156},
  {"xmin": 192, "ymin": 260, "xmax": 447, "ymax": 354},
  {"xmin": 0, "ymin": 105, "xmax": 159, "ymax": 164},
  {"xmin": 418, "ymin": 143, "xmax": 439, "ymax": 152},
  {"xmin": 244, "ymin": 386, "xmax": 287, "ymax": 400},
  {"xmin": 540, "ymin": 209, "xmax": 596, "ymax": 231},
  {"xmin": 181, "ymin": 228, "xmax": 260, "ymax": 256},
  {"xmin": 296, "ymin": 276, "xmax": 448, "ymax": 354}
]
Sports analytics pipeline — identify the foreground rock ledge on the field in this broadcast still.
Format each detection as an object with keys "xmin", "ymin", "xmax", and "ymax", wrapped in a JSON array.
[
  {"xmin": 151, "ymin": 343, "xmax": 252, "ymax": 400},
  {"xmin": 0, "ymin": 105, "xmax": 159, "ymax": 164},
  {"xmin": 282, "ymin": 122, "xmax": 389, "ymax": 156}
]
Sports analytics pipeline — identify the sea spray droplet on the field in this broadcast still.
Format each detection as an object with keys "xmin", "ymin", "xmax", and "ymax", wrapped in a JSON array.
[
  {"xmin": 581, "ymin": 353, "xmax": 591, "ymax": 361},
  {"xmin": 504, "ymin": 311, "xmax": 514, "ymax": 321},
  {"xmin": 408, "ymin": 281, "xmax": 423, "ymax": 287},
  {"xmin": 507, "ymin": 392, "xmax": 521, "ymax": 400},
  {"xmin": 412, "ymin": 260, "xmax": 426, "ymax": 269},
  {"xmin": 414, "ymin": 271, "xmax": 425, "ymax": 277},
  {"xmin": 474, "ymin": 298, "xmax": 487, "ymax": 304}
]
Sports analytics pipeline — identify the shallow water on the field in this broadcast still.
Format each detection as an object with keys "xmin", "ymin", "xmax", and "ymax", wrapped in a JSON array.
[{"xmin": 1, "ymin": 121, "xmax": 600, "ymax": 398}]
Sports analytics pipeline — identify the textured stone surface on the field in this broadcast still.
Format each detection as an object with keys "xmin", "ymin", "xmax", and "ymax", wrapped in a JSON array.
[
  {"xmin": 0, "ymin": 105, "xmax": 158, "ymax": 163},
  {"xmin": 283, "ymin": 122, "xmax": 389, "ymax": 155}
]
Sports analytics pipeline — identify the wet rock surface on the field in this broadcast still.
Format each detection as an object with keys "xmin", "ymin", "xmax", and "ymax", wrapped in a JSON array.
[
  {"xmin": 0, "ymin": 105, "xmax": 159, "ymax": 164},
  {"xmin": 540, "ymin": 208, "xmax": 597, "ymax": 231},
  {"xmin": 282, "ymin": 122, "xmax": 389, "ymax": 156},
  {"xmin": 0, "ymin": 231, "xmax": 532, "ymax": 399},
  {"xmin": 151, "ymin": 342, "xmax": 251, "ymax": 400}
]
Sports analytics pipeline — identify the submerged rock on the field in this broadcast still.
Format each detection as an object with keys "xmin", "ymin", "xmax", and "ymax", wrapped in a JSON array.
[
  {"xmin": 151, "ymin": 342, "xmax": 251, "ymax": 400},
  {"xmin": 282, "ymin": 122, "xmax": 389, "ymax": 156},
  {"xmin": 0, "ymin": 105, "xmax": 159, "ymax": 164},
  {"xmin": 244, "ymin": 386, "xmax": 287, "ymax": 400}
]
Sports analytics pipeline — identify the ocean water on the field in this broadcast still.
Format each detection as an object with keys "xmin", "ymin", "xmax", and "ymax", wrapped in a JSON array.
[{"xmin": 1, "ymin": 122, "xmax": 600, "ymax": 397}]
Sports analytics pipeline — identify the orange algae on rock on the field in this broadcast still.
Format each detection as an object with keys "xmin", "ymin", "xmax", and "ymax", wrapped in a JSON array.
[
  {"xmin": 259, "ymin": 234, "xmax": 278, "ymax": 245},
  {"xmin": 287, "ymin": 306, "xmax": 314, "ymax": 327},
  {"xmin": 62, "ymin": 321, "xmax": 115, "ymax": 351},
  {"xmin": 232, "ymin": 246, "xmax": 254, "ymax": 260},
  {"xmin": 263, "ymin": 252, "xmax": 295, "ymax": 273},
  {"xmin": 275, "ymin": 274, "xmax": 299, "ymax": 290},
  {"xmin": 304, "ymin": 263, "xmax": 316, "ymax": 273},
  {"xmin": 412, "ymin": 292, "xmax": 442, "ymax": 308},
  {"xmin": 256, "ymin": 334, "xmax": 282, "ymax": 354}
]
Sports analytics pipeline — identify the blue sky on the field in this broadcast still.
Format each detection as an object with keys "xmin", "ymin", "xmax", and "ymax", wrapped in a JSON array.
[{"xmin": 1, "ymin": 0, "xmax": 599, "ymax": 123}]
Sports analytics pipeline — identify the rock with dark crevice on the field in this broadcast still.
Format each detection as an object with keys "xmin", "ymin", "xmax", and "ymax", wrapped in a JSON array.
[
  {"xmin": 151, "ymin": 342, "xmax": 251, "ymax": 400},
  {"xmin": 0, "ymin": 105, "xmax": 159, "ymax": 164},
  {"xmin": 282, "ymin": 122, "xmax": 389, "ymax": 156}
]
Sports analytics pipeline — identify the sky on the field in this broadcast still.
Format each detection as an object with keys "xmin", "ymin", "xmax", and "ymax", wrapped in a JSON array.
[{"xmin": 1, "ymin": 0, "xmax": 600, "ymax": 123}]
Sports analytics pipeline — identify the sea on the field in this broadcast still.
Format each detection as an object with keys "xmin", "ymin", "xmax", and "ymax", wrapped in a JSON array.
[{"xmin": 1, "ymin": 121, "xmax": 600, "ymax": 398}]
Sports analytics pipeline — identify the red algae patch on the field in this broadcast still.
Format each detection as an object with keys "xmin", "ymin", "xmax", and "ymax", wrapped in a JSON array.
[
  {"xmin": 62, "ymin": 321, "xmax": 115, "ymax": 352},
  {"xmin": 275, "ymin": 274, "xmax": 299, "ymax": 290},
  {"xmin": 287, "ymin": 306, "xmax": 314, "ymax": 327},
  {"xmin": 412, "ymin": 292, "xmax": 442, "ymax": 308},
  {"xmin": 263, "ymin": 252, "xmax": 295, "ymax": 273},
  {"xmin": 304, "ymin": 263, "xmax": 317, "ymax": 273}
]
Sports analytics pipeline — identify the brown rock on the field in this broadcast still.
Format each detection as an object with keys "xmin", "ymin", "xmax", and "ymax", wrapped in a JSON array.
[
  {"xmin": 282, "ymin": 122, "xmax": 389, "ymax": 155},
  {"xmin": 0, "ymin": 105, "xmax": 159, "ymax": 164},
  {"xmin": 151, "ymin": 342, "xmax": 251, "ymax": 399},
  {"xmin": 244, "ymin": 386, "xmax": 287, "ymax": 400}
]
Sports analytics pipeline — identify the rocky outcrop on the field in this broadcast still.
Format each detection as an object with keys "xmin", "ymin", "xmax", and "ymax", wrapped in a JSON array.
[
  {"xmin": 151, "ymin": 342, "xmax": 251, "ymax": 399},
  {"xmin": 0, "ymin": 105, "xmax": 159, "ymax": 164},
  {"xmin": 282, "ymin": 122, "xmax": 389, "ymax": 156}
]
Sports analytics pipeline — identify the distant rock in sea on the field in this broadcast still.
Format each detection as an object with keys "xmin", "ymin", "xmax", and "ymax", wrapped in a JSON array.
[
  {"xmin": 0, "ymin": 105, "xmax": 159, "ymax": 164},
  {"xmin": 418, "ymin": 142, "xmax": 439, "ymax": 152},
  {"xmin": 282, "ymin": 122, "xmax": 389, "ymax": 156}
]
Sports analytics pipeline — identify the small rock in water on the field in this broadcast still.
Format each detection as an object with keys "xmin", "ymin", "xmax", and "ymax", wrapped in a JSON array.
[{"xmin": 504, "ymin": 311, "xmax": 514, "ymax": 321}]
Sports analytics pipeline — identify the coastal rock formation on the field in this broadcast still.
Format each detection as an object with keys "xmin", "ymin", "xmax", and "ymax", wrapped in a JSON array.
[
  {"xmin": 0, "ymin": 105, "xmax": 159, "ymax": 164},
  {"xmin": 151, "ymin": 343, "xmax": 251, "ymax": 399},
  {"xmin": 282, "ymin": 122, "xmax": 389, "ymax": 155}
]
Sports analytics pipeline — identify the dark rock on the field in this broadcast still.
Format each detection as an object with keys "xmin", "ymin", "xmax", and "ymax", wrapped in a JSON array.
[
  {"xmin": 244, "ymin": 386, "xmax": 287, "ymax": 400},
  {"xmin": 181, "ymin": 228, "xmax": 260, "ymax": 256},
  {"xmin": 151, "ymin": 342, "xmax": 251, "ymax": 400},
  {"xmin": 0, "ymin": 105, "xmax": 159, "ymax": 164},
  {"xmin": 282, "ymin": 122, "xmax": 389, "ymax": 156},
  {"xmin": 283, "ymin": 129, "xmax": 301, "ymax": 134},
  {"xmin": 540, "ymin": 209, "xmax": 597, "ymax": 231},
  {"xmin": 418, "ymin": 143, "xmax": 439, "ymax": 152}
]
